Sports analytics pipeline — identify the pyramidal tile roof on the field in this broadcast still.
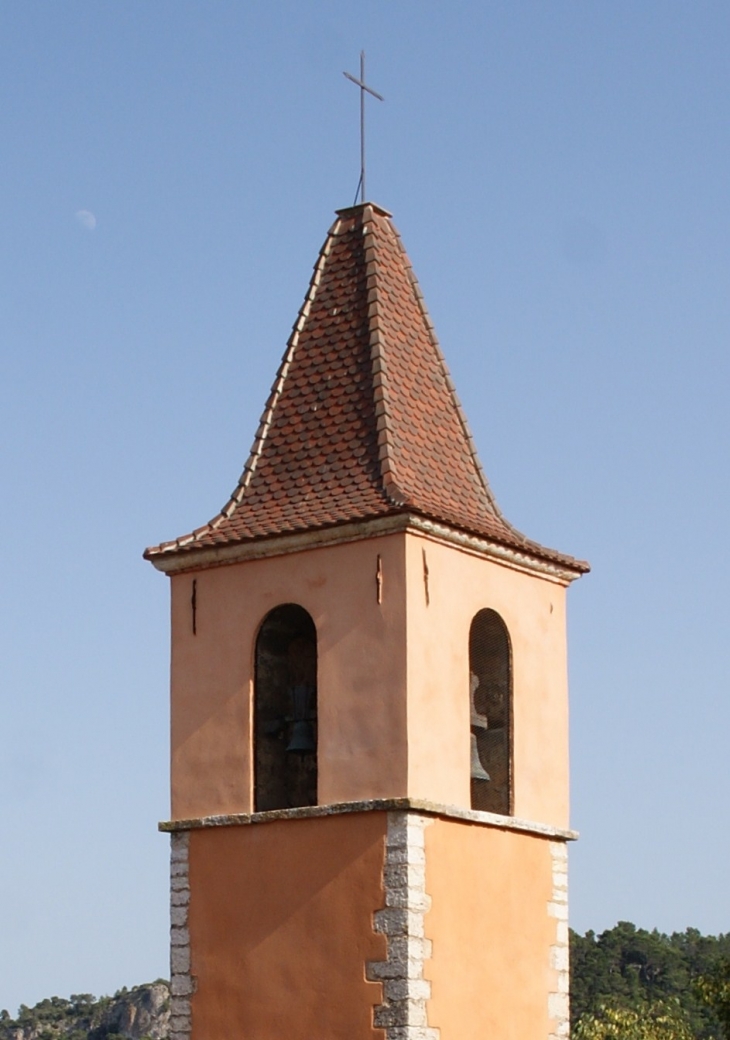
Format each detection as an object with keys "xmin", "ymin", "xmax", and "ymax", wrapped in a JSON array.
[{"xmin": 145, "ymin": 203, "xmax": 587, "ymax": 574}]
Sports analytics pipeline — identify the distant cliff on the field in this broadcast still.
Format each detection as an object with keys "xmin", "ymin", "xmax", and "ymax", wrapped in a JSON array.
[{"xmin": 0, "ymin": 983, "xmax": 169, "ymax": 1040}]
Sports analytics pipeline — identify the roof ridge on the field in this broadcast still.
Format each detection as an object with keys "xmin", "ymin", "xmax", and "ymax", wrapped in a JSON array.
[
  {"xmin": 146, "ymin": 215, "xmax": 343, "ymax": 557},
  {"xmin": 362, "ymin": 205, "xmax": 408, "ymax": 508},
  {"xmin": 386, "ymin": 217, "xmax": 508, "ymax": 524},
  {"xmin": 199, "ymin": 216, "xmax": 342, "ymax": 544}
]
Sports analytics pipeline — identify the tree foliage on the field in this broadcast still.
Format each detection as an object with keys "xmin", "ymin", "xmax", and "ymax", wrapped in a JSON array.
[
  {"xmin": 695, "ymin": 960, "xmax": 730, "ymax": 1038},
  {"xmin": 574, "ymin": 1001, "xmax": 695, "ymax": 1040},
  {"xmin": 571, "ymin": 923, "xmax": 730, "ymax": 1039}
]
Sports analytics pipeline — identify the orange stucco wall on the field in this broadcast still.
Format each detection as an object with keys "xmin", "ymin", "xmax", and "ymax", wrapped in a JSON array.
[
  {"xmin": 424, "ymin": 818, "xmax": 558, "ymax": 1040},
  {"xmin": 170, "ymin": 534, "xmax": 408, "ymax": 819},
  {"xmin": 405, "ymin": 533, "xmax": 570, "ymax": 828},
  {"xmin": 187, "ymin": 813, "xmax": 387, "ymax": 1039},
  {"xmin": 169, "ymin": 527, "xmax": 571, "ymax": 828}
]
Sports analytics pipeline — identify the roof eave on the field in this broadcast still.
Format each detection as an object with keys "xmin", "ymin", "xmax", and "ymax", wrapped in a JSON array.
[{"xmin": 144, "ymin": 511, "xmax": 587, "ymax": 584}]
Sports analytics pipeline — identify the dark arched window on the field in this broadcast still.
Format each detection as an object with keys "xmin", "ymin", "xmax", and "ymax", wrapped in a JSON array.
[
  {"xmin": 254, "ymin": 604, "xmax": 318, "ymax": 812},
  {"xmin": 469, "ymin": 608, "xmax": 512, "ymax": 814}
]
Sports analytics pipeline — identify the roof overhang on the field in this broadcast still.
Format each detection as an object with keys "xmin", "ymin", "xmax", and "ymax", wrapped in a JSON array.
[{"xmin": 146, "ymin": 512, "xmax": 587, "ymax": 585}]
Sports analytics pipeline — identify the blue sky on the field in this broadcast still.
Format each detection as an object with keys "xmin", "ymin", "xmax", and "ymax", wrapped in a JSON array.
[{"xmin": 2, "ymin": 0, "xmax": 729, "ymax": 1014}]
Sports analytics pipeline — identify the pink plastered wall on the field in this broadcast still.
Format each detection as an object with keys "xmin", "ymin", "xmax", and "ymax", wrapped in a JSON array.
[
  {"xmin": 424, "ymin": 819, "xmax": 557, "ymax": 1040},
  {"xmin": 187, "ymin": 813, "xmax": 388, "ymax": 1040},
  {"xmin": 168, "ymin": 528, "xmax": 571, "ymax": 829},
  {"xmin": 404, "ymin": 533, "xmax": 570, "ymax": 828},
  {"xmin": 169, "ymin": 533, "xmax": 408, "ymax": 819}
]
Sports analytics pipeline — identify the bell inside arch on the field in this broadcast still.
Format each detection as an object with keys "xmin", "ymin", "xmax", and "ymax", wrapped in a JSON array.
[
  {"xmin": 286, "ymin": 681, "xmax": 316, "ymax": 754},
  {"xmin": 470, "ymin": 732, "xmax": 491, "ymax": 782},
  {"xmin": 469, "ymin": 670, "xmax": 491, "ymax": 782},
  {"xmin": 286, "ymin": 719, "xmax": 316, "ymax": 754}
]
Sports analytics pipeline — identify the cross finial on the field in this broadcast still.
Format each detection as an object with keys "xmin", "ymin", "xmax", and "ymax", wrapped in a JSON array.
[{"xmin": 343, "ymin": 51, "xmax": 384, "ymax": 205}]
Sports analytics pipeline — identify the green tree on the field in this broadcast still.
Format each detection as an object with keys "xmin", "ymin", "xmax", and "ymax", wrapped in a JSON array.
[
  {"xmin": 573, "ymin": 1001, "xmax": 695, "ymax": 1040},
  {"xmin": 695, "ymin": 961, "xmax": 730, "ymax": 1038},
  {"xmin": 571, "ymin": 923, "xmax": 730, "ymax": 1039}
]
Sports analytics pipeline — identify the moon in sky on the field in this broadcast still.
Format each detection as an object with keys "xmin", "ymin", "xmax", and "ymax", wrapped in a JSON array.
[{"xmin": 75, "ymin": 209, "xmax": 97, "ymax": 230}]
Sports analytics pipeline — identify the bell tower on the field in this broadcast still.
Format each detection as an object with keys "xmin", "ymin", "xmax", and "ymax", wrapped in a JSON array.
[{"xmin": 146, "ymin": 203, "xmax": 588, "ymax": 1040}]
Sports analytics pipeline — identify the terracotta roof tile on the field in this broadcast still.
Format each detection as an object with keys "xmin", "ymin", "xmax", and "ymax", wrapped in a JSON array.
[{"xmin": 145, "ymin": 204, "xmax": 587, "ymax": 573}]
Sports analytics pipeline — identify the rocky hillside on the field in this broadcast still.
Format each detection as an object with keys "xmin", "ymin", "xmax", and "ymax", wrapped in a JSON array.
[{"xmin": 0, "ymin": 983, "xmax": 170, "ymax": 1040}]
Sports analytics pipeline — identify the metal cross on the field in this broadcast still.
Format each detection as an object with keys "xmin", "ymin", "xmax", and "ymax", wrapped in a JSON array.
[{"xmin": 343, "ymin": 51, "xmax": 384, "ymax": 205}]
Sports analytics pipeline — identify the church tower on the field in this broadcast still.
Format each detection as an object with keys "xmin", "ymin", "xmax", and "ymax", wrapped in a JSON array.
[{"xmin": 146, "ymin": 202, "xmax": 588, "ymax": 1040}]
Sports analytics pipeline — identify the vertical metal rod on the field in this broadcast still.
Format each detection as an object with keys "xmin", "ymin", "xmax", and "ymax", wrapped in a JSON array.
[
  {"xmin": 343, "ymin": 54, "xmax": 383, "ymax": 206},
  {"xmin": 360, "ymin": 51, "xmax": 366, "ymax": 203}
]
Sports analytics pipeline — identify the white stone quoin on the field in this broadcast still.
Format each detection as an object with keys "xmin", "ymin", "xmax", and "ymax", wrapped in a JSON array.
[
  {"xmin": 548, "ymin": 840, "xmax": 570, "ymax": 1040},
  {"xmin": 169, "ymin": 832, "xmax": 193, "ymax": 1040},
  {"xmin": 367, "ymin": 811, "xmax": 439, "ymax": 1040}
]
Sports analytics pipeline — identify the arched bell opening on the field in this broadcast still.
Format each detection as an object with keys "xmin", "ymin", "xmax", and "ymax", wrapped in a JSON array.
[
  {"xmin": 469, "ymin": 608, "xmax": 512, "ymax": 814},
  {"xmin": 254, "ymin": 603, "xmax": 318, "ymax": 812}
]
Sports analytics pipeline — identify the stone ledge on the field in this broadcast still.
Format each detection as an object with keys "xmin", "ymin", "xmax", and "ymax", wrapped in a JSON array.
[{"xmin": 159, "ymin": 797, "xmax": 578, "ymax": 841}]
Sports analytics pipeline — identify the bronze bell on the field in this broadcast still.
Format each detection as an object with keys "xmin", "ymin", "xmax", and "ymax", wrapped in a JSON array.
[
  {"xmin": 470, "ymin": 732, "xmax": 491, "ymax": 782},
  {"xmin": 286, "ymin": 719, "xmax": 316, "ymax": 754},
  {"xmin": 469, "ymin": 672, "xmax": 490, "ymax": 780},
  {"xmin": 286, "ymin": 682, "xmax": 316, "ymax": 754}
]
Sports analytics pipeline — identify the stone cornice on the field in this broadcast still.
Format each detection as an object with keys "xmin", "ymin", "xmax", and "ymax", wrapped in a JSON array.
[
  {"xmin": 159, "ymin": 796, "xmax": 578, "ymax": 842},
  {"xmin": 147, "ymin": 512, "xmax": 582, "ymax": 585}
]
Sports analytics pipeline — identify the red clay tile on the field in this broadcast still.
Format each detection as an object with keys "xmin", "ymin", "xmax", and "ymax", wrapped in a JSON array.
[{"xmin": 145, "ymin": 204, "xmax": 587, "ymax": 574}]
